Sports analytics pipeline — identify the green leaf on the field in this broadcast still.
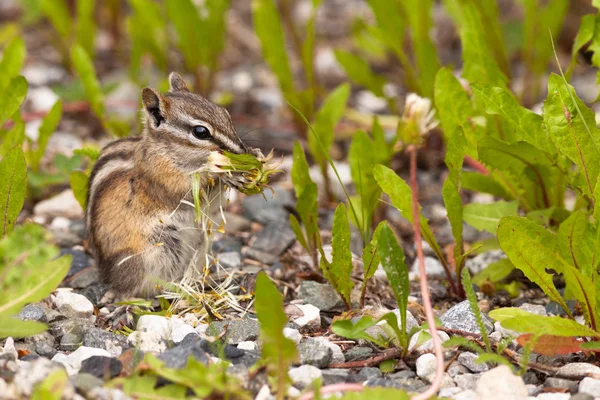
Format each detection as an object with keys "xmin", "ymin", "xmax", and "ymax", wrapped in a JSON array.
[
  {"xmin": 366, "ymin": 0, "xmax": 406, "ymax": 58},
  {"xmin": 71, "ymin": 45, "xmax": 104, "ymax": 118},
  {"xmin": 362, "ymin": 237, "xmax": 380, "ymax": 282},
  {"xmin": 0, "ymin": 37, "xmax": 26, "ymax": 91},
  {"xmin": 0, "ymin": 146, "xmax": 27, "ymax": 237},
  {"xmin": 75, "ymin": 0, "xmax": 96, "ymax": 56},
  {"xmin": 544, "ymin": 73, "xmax": 600, "ymax": 200},
  {"xmin": 462, "ymin": 268, "xmax": 490, "ymax": 351},
  {"xmin": 31, "ymin": 100, "xmax": 63, "ymax": 171},
  {"xmin": 471, "ymin": 83, "xmax": 548, "ymax": 152},
  {"xmin": 475, "ymin": 353, "xmax": 513, "ymax": 368},
  {"xmin": 252, "ymin": 0, "xmax": 294, "ymax": 96},
  {"xmin": 0, "ymin": 120, "xmax": 25, "ymax": 157},
  {"xmin": 434, "ymin": 68, "xmax": 473, "ymax": 138},
  {"xmin": 291, "ymin": 142, "xmax": 314, "ymax": 196},
  {"xmin": 567, "ymin": 14, "xmax": 597, "ymax": 78},
  {"xmin": 334, "ymin": 50, "xmax": 386, "ymax": 98},
  {"xmin": 73, "ymin": 146, "xmax": 101, "ymax": 161},
  {"xmin": 376, "ymin": 222, "xmax": 409, "ymax": 345},
  {"xmin": 500, "ymin": 313, "xmax": 600, "ymax": 338},
  {"xmin": 323, "ymin": 203, "xmax": 354, "ymax": 307},
  {"xmin": 127, "ymin": 0, "xmax": 168, "ymax": 78},
  {"xmin": 70, "ymin": 171, "xmax": 89, "ymax": 210},
  {"xmin": 462, "ymin": 171, "xmax": 513, "ymax": 200},
  {"xmin": 0, "ymin": 224, "xmax": 71, "ymax": 316},
  {"xmin": 308, "ymin": 83, "xmax": 350, "ymax": 167},
  {"xmin": 0, "ymin": 76, "xmax": 28, "ymax": 126},
  {"xmin": 488, "ymin": 307, "xmax": 533, "ymax": 322},
  {"xmin": 255, "ymin": 273, "xmax": 297, "ymax": 397},
  {"xmin": 463, "ymin": 200, "xmax": 518, "ymax": 234},
  {"xmin": 40, "ymin": 0, "xmax": 71, "ymax": 39},
  {"xmin": 0, "ymin": 318, "xmax": 48, "ymax": 338},
  {"xmin": 118, "ymin": 375, "xmax": 187, "ymax": 400},
  {"xmin": 289, "ymin": 214, "xmax": 308, "ymax": 250},
  {"xmin": 472, "ymin": 258, "xmax": 514, "ymax": 285},
  {"xmin": 331, "ymin": 316, "xmax": 388, "ymax": 348},
  {"xmin": 557, "ymin": 211, "xmax": 595, "ymax": 279},
  {"xmin": 496, "ymin": 217, "xmax": 571, "ymax": 317},
  {"xmin": 443, "ymin": 178, "xmax": 463, "ymax": 265},
  {"xmin": 31, "ymin": 369, "xmax": 69, "ymax": 400}
]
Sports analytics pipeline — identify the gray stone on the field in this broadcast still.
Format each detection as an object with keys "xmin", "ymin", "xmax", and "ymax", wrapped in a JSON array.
[
  {"xmin": 454, "ymin": 390, "xmax": 478, "ymax": 400},
  {"xmin": 416, "ymin": 353, "xmax": 436, "ymax": 379},
  {"xmin": 49, "ymin": 318, "xmax": 94, "ymax": 342},
  {"xmin": 242, "ymin": 187, "xmax": 293, "ymax": 225},
  {"xmin": 53, "ymin": 290, "xmax": 95, "ymax": 319},
  {"xmin": 536, "ymin": 394, "xmax": 571, "ymax": 400},
  {"xmin": 249, "ymin": 219, "xmax": 296, "ymax": 257},
  {"xmin": 127, "ymin": 331, "xmax": 166, "ymax": 353},
  {"xmin": 24, "ymin": 332, "xmax": 56, "ymax": 358},
  {"xmin": 344, "ymin": 346, "xmax": 373, "ymax": 361},
  {"xmin": 365, "ymin": 378, "xmax": 426, "ymax": 392},
  {"xmin": 410, "ymin": 256, "xmax": 446, "ymax": 279},
  {"xmin": 242, "ymin": 247, "xmax": 280, "ymax": 264},
  {"xmin": 458, "ymin": 351, "xmax": 489, "ymax": 373},
  {"xmin": 52, "ymin": 346, "xmax": 111, "ymax": 375},
  {"xmin": 579, "ymin": 377, "xmax": 600, "ymax": 397},
  {"xmin": 321, "ymin": 369, "xmax": 349, "ymax": 385},
  {"xmin": 70, "ymin": 373, "xmax": 104, "ymax": 394},
  {"xmin": 157, "ymin": 335, "xmax": 209, "ymax": 369},
  {"xmin": 557, "ymin": 363, "xmax": 600, "ymax": 378},
  {"xmin": 298, "ymin": 338, "xmax": 332, "ymax": 368},
  {"xmin": 18, "ymin": 304, "xmax": 47, "ymax": 323},
  {"xmin": 12, "ymin": 357, "xmax": 66, "ymax": 397},
  {"xmin": 465, "ymin": 250, "xmax": 506, "ymax": 274},
  {"xmin": 83, "ymin": 328, "xmax": 130, "ymax": 357},
  {"xmin": 311, "ymin": 336, "xmax": 344, "ymax": 364},
  {"xmin": 571, "ymin": 393, "xmax": 594, "ymax": 400},
  {"xmin": 476, "ymin": 365, "xmax": 527, "ymax": 400},
  {"xmin": 297, "ymin": 281, "xmax": 344, "ymax": 312},
  {"xmin": 441, "ymin": 300, "xmax": 494, "ymax": 335},
  {"xmin": 447, "ymin": 362, "xmax": 469, "ymax": 377},
  {"xmin": 66, "ymin": 266, "xmax": 100, "ymax": 289},
  {"xmin": 213, "ymin": 237, "xmax": 243, "ymax": 254},
  {"xmin": 351, "ymin": 367, "xmax": 381, "ymax": 382},
  {"xmin": 209, "ymin": 318, "xmax": 260, "ymax": 345},
  {"xmin": 518, "ymin": 303, "xmax": 547, "ymax": 316},
  {"xmin": 544, "ymin": 377, "xmax": 578, "ymax": 394},
  {"xmin": 438, "ymin": 387, "xmax": 463, "ymax": 398},
  {"xmin": 289, "ymin": 365, "xmax": 322, "ymax": 389},
  {"xmin": 217, "ymin": 252, "xmax": 242, "ymax": 270},
  {"xmin": 454, "ymin": 373, "xmax": 479, "ymax": 390},
  {"xmin": 80, "ymin": 356, "xmax": 122, "ymax": 380},
  {"xmin": 136, "ymin": 315, "xmax": 196, "ymax": 343},
  {"xmin": 60, "ymin": 248, "xmax": 93, "ymax": 278},
  {"xmin": 389, "ymin": 370, "xmax": 416, "ymax": 380},
  {"xmin": 60, "ymin": 332, "xmax": 81, "ymax": 351}
]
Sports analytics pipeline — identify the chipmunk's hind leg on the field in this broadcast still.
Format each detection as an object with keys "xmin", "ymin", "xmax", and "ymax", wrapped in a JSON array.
[{"xmin": 99, "ymin": 251, "xmax": 155, "ymax": 297}]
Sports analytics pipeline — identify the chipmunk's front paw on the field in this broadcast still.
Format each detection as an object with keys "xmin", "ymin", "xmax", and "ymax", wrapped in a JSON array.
[{"xmin": 248, "ymin": 147, "xmax": 264, "ymax": 159}]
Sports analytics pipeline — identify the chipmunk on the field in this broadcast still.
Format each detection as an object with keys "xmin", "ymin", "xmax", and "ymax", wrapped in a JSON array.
[{"xmin": 86, "ymin": 72, "xmax": 259, "ymax": 297}]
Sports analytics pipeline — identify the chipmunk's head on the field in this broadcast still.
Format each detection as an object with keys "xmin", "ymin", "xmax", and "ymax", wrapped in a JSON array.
[{"xmin": 140, "ymin": 72, "xmax": 250, "ymax": 174}]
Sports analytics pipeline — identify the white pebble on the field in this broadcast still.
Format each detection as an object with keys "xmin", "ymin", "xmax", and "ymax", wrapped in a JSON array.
[{"xmin": 53, "ymin": 290, "xmax": 94, "ymax": 319}]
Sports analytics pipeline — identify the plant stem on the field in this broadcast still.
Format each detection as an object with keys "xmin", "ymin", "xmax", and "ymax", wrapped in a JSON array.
[{"xmin": 408, "ymin": 145, "xmax": 445, "ymax": 400}]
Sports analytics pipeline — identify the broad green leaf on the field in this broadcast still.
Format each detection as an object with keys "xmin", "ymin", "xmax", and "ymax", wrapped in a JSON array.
[
  {"xmin": 73, "ymin": 146, "xmax": 101, "ymax": 161},
  {"xmin": 75, "ymin": 0, "xmax": 96, "ymax": 56},
  {"xmin": 40, "ymin": 0, "xmax": 71, "ymax": 39},
  {"xmin": 443, "ymin": 335, "xmax": 484, "ymax": 353},
  {"xmin": 0, "ymin": 76, "xmax": 28, "ymax": 126},
  {"xmin": 474, "ymin": 353, "xmax": 513, "ymax": 368},
  {"xmin": 0, "ymin": 37, "xmax": 26, "ymax": 90},
  {"xmin": 252, "ymin": 0, "xmax": 294, "ymax": 96},
  {"xmin": 127, "ymin": 0, "xmax": 168, "ymax": 77},
  {"xmin": 462, "ymin": 171, "xmax": 513, "ymax": 200},
  {"xmin": 70, "ymin": 171, "xmax": 89, "ymax": 210},
  {"xmin": 339, "ymin": 387, "xmax": 410, "ymax": 400},
  {"xmin": 501, "ymin": 314, "xmax": 600, "ymax": 338},
  {"xmin": 166, "ymin": 0, "xmax": 204, "ymax": 69},
  {"xmin": 0, "ymin": 146, "xmax": 27, "ymax": 237},
  {"xmin": 472, "ymin": 258, "xmax": 514, "ymax": 285},
  {"xmin": 374, "ymin": 164, "xmax": 449, "ymax": 274},
  {"xmin": 362, "ymin": 232, "xmax": 381, "ymax": 282},
  {"xmin": 376, "ymin": 222, "xmax": 409, "ymax": 346},
  {"xmin": 71, "ymin": 45, "xmax": 104, "ymax": 118},
  {"xmin": 31, "ymin": 369, "xmax": 69, "ymax": 400},
  {"xmin": 443, "ymin": 178, "xmax": 463, "ymax": 264},
  {"xmin": 0, "ymin": 120, "xmax": 25, "ymax": 157},
  {"xmin": 308, "ymin": 83, "xmax": 350, "ymax": 167},
  {"xmin": 544, "ymin": 74, "xmax": 600, "ymax": 200},
  {"xmin": 463, "ymin": 200, "xmax": 518, "ymax": 234},
  {"xmin": 366, "ymin": 0, "xmax": 406, "ymax": 58},
  {"xmin": 557, "ymin": 211, "xmax": 595, "ymax": 279},
  {"xmin": 567, "ymin": 14, "xmax": 597, "ymax": 78},
  {"xmin": 558, "ymin": 262, "xmax": 599, "ymax": 331},
  {"xmin": 31, "ymin": 100, "xmax": 63, "ymax": 171},
  {"xmin": 471, "ymin": 83, "xmax": 548, "ymax": 152},
  {"xmin": 118, "ymin": 375, "xmax": 187, "ymax": 400},
  {"xmin": 0, "ymin": 224, "xmax": 71, "ymax": 316},
  {"xmin": 434, "ymin": 68, "xmax": 473, "ymax": 135},
  {"xmin": 324, "ymin": 203, "xmax": 354, "ymax": 306},
  {"xmin": 334, "ymin": 50, "xmax": 386, "ymax": 98},
  {"xmin": 291, "ymin": 142, "xmax": 313, "ymax": 196},
  {"xmin": 331, "ymin": 316, "xmax": 388, "ymax": 347},
  {"xmin": 255, "ymin": 273, "xmax": 297, "ymax": 396},
  {"xmin": 488, "ymin": 307, "xmax": 533, "ymax": 322},
  {"xmin": 289, "ymin": 214, "xmax": 308, "ymax": 250},
  {"xmin": 0, "ymin": 318, "xmax": 47, "ymax": 338},
  {"xmin": 497, "ymin": 217, "xmax": 570, "ymax": 317},
  {"xmin": 300, "ymin": 0, "xmax": 322, "ymax": 90},
  {"xmin": 458, "ymin": 3, "xmax": 507, "ymax": 87}
]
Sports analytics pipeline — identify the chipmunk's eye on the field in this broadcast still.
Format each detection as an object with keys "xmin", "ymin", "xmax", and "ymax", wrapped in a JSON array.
[{"xmin": 191, "ymin": 125, "xmax": 211, "ymax": 140}]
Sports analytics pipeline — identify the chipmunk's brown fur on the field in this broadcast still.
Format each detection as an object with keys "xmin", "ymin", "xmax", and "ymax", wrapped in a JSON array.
[{"xmin": 86, "ymin": 73, "xmax": 256, "ymax": 297}]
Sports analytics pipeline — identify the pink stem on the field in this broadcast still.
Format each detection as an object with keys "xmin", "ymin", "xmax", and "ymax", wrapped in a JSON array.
[{"xmin": 298, "ymin": 383, "xmax": 365, "ymax": 400}]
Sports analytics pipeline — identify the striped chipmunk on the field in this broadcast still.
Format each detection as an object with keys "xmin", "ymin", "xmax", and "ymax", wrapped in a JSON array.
[{"xmin": 86, "ymin": 72, "xmax": 262, "ymax": 297}]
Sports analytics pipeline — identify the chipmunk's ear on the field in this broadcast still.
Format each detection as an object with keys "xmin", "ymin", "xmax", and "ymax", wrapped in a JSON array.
[
  {"xmin": 168, "ymin": 72, "xmax": 190, "ymax": 92},
  {"xmin": 142, "ymin": 87, "xmax": 167, "ymax": 128}
]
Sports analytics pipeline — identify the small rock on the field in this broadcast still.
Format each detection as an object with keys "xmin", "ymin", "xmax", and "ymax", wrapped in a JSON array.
[
  {"xmin": 157, "ymin": 334, "xmax": 209, "ymax": 369},
  {"xmin": 283, "ymin": 327, "xmax": 302, "ymax": 344},
  {"xmin": 213, "ymin": 236, "xmax": 244, "ymax": 254},
  {"xmin": 217, "ymin": 252, "xmax": 242, "ymax": 270},
  {"xmin": 70, "ymin": 373, "xmax": 104, "ymax": 394},
  {"xmin": 366, "ymin": 378, "xmax": 426, "ymax": 391},
  {"xmin": 536, "ymin": 394, "xmax": 571, "ymax": 400},
  {"xmin": 18, "ymin": 304, "xmax": 47, "ymax": 323},
  {"xmin": 544, "ymin": 377, "xmax": 578, "ymax": 394},
  {"xmin": 298, "ymin": 338, "xmax": 332, "ymax": 368},
  {"xmin": 60, "ymin": 248, "xmax": 93, "ymax": 278},
  {"xmin": 351, "ymin": 367, "xmax": 381, "ymax": 382},
  {"xmin": 454, "ymin": 373, "xmax": 479, "ymax": 390},
  {"xmin": 290, "ymin": 304, "xmax": 321, "ymax": 330},
  {"xmin": 242, "ymin": 187, "xmax": 293, "ymax": 225},
  {"xmin": 458, "ymin": 351, "xmax": 489, "ymax": 373},
  {"xmin": 476, "ymin": 365, "xmax": 527, "ymax": 400},
  {"xmin": 208, "ymin": 318, "xmax": 260, "ymax": 344},
  {"xmin": 1, "ymin": 337, "xmax": 18, "ymax": 361},
  {"xmin": 298, "ymin": 281, "xmax": 345, "ymax": 312},
  {"xmin": 289, "ymin": 365, "xmax": 323, "ymax": 389},
  {"xmin": 409, "ymin": 330, "xmax": 450, "ymax": 352},
  {"xmin": 494, "ymin": 320, "xmax": 518, "ymax": 339},
  {"xmin": 33, "ymin": 190, "xmax": 84, "ymax": 219},
  {"xmin": 53, "ymin": 290, "xmax": 95, "ymax": 319},
  {"xmin": 416, "ymin": 353, "xmax": 437, "ymax": 379},
  {"xmin": 410, "ymin": 256, "xmax": 446, "ymax": 279},
  {"xmin": 578, "ymin": 377, "xmax": 600, "ymax": 397},
  {"xmin": 127, "ymin": 331, "xmax": 167, "ymax": 353},
  {"xmin": 447, "ymin": 362, "xmax": 469, "ymax": 378},
  {"xmin": 136, "ymin": 315, "xmax": 196, "ymax": 343},
  {"xmin": 80, "ymin": 356, "xmax": 123, "ymax": 380},
  {"xmin": 49, "ymin": 318, "xmax": 95, "ymax": 341},
  {"xmin": 454, "ymin": 390, "xmax": 478, "ymax": 400},
  {"xmin": 571, "ymin": 393, "xmax": 594, "ymax": 400},
  {"xmin": 237, "ymin": 341, "xmax": 257, "ymax": 351},
  {"xmin": 321, "ymin": 369, "xmax": 349, "ymax": 385},
  {"xmin": 60, "ymin": 332, "xmax": 81, "ymax": 351},
  {"xmin": 441, "ymin": 300, "xmax": 494, "ymax": 335},
  {"xmin": 518, "ymin": 303, "xmax": 547, "ymax": 316},
  {"xmin": 247, "ymin": 219, "xmax": 296, "ymax": 260},
  {"xmin": 355, "ymin": 90, "xmax": 388, "ymax": 114},
  {"xmin": 438, "ymin": 387, "xmax": 463, "ymax": 398},
  {"xmin": 83, "ymin": 328, "xmax": 129, "ymax": 358},
  {"xmin": 465, "ymin": 250, "xmax": 506, "ymax": 274},
  {"xmin": 52, "ymin": 346, "xmax": 111, "ymax": 375},
  {"xmin": 24, "ymin": 332, "xmax": 56, "ymax": 358},
  {"xmin": 344, "ymin": 346, "xmax": 373, "ymax": 361},
  {"xmin": 12, "ymin": 357, "xmax": 65, "ymax": 397},
  {"xmin": 556, "ymin": 363, "xmax": 600, "ymax": 378}
]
